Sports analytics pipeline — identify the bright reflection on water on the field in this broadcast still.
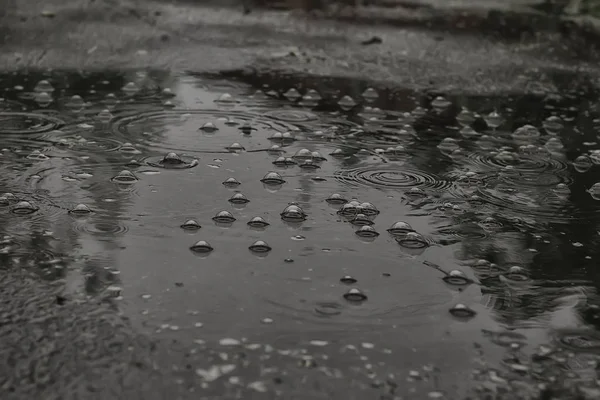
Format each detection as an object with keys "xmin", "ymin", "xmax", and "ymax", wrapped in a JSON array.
[{"xmin": 2, "ymin": 70, "xmax": 600, "ymax": 397}]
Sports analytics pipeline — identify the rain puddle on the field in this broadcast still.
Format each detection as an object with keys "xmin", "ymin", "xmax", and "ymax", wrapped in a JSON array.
[{"xmin": 2, "ymin": 70, "xmax": 600, "ymax": 398}]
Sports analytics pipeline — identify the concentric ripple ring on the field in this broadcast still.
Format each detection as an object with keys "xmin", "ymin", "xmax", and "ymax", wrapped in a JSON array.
[
  {"xmin": 0, "ymin": 112, "xmax": 65, "ymax": 134},
  {"xmin": 334, "ymin": 166, "xmax": 450, "ymax": 191}
]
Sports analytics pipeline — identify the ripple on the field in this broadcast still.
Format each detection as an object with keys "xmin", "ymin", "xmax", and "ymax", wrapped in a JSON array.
[
  {"xmin": 553, "ymin": 329, "xmax": 600, "ymax": 353},
  {"xmin": 467, "ymin": 152, "xmax": 568, "ymax": 175},
  {"xmin": 72, "ymin": 216, "xmax": 129, "ymax": 236},
  {"xmin": 0, "ymin": 112, "xmax": 65, "ymax": 134},
  {"xmin": 263, "ymin": 109, "xmax": 318, "ymax": 123},
  {"xmin": 334, "ymin": 166, "xmax": 451, "ymax": 191}
]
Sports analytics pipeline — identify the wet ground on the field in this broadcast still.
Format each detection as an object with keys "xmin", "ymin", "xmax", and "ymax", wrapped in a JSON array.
[{"xmin": 3, "ymin": 69, "xmax": 600, "ymax": 399}]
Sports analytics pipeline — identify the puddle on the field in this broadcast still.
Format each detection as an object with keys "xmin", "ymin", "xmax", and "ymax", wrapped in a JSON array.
[{"xmin": 2, "ymin": 69, "xmax": 600, "ymax": 397}]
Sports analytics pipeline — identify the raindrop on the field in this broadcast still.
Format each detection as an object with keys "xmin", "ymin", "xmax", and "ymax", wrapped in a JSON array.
[
  {"xmin": 199, "ymin": 122, "xmax": 218, "ymax": 132},
  {"xmin": 442, "ymin": 270, "xmax": 473, "ymax": 286},
  {"xmin": 338, "ymin": 95, "xmax": 357, "ymax": 111},
  {"xmin": 343, "ymin": 288, "xmax": 367, "ymax": 303},
  {"xmin": 161, "ymin": 152, "xmax": 184, "ymax": 165},
  {"xmin": 225, "ymin": 143, "xmax": 245, "ymax": 152},
  {"xmin": 350, "ymin": 213, "xmax": 374, "ymax": 226},
  {"xmin": 34, "ymin": 79, "xmax": 54, "ymax": 92},
  {"xmin": 396, "ymin": 232, "xmax": 428, "ymax": 249},
  {"xmin": 284, "ymin": 88, "xmax": 301, "ymax": 101},
  {"xmin": 543, "ymin": 115, "xmax": 563, "ymax": 135},
  {"xmin": 326, "ymin": 194, "xmax": 348, "ymax": 205},
  {"xmin": 431, "ymin": 96, "xmax": 451, "ymax": 111},
  {"xmin": 340, "ymin": 275, "xmax": 357, "ymax": 284},
  {"xmin": 181, "ymin": 219, "xmax": 201, "ymax": 230},
  {"xmin": 249, "ymin": 240, "xmax": 272, "ymax": 253},
  {"xmin": 573, "ymin": 155, "xmax": 592, "ymax": 172},
  {"xmin": 97, "ymin": 109, "xmax": 113, "ymax": 122},
  {"xmin": 387, "ymin": 221, "xmax": 415, "ymax": 236},
  {"xmin": 260, "ymin": 171, "xmax": 286, "ymax": 185},
  {"xmin": 362, "ymin": 87, "xmax": 379, "ymax": 102},
  {"xmin": 213, "ymin": 210, "xmax": 236, "ymax": 223},
  {"xmin": 456, "ymin": 107, "xmax": 476, "ymax": 126},
  {"xmin": 228, "ymin": 193, "xmax": 250, "ymax": 204},
  {"xmin": 355, "ymin": 226, "xmax": 379, "ymax": 238},
  {"xmin": 190, "ymin": 240, "xmax": 213, "ymax": 254},
  {"xmin": 449, "ymin": 303, "xmax": 476, "ymax": 319},
  {"xmin": 484, "ymin": 110, "xmax": 503, "ymax": 129},
  {"xmin": 69, "ymin": 203, "xmax": 92, "ymax": 215},
  {"xmin": 247, "ymin": 216, "xmax": 269, "ymax": 228},
  {"xmin": 280, "ymin": 204, "xmax": 307, "ymax": 222},
  {"xmin": 222, "ymin": 177, "xmax": 241, "ymax": 187},
  {"xmin": 111, "ymin": 170, "xmax": 138, "ymax": 184},
  {"xmin": 11, "ymin": 201, "xmax": 38, "ymax": 215}
]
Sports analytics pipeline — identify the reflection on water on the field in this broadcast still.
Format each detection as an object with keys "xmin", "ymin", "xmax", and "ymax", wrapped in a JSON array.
[{"xmin": 2, "ymin": 69, "xmax": 600, "ymax": 396}]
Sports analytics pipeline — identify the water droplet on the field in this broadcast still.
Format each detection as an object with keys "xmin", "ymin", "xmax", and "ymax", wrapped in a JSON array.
[
  {"xmin": 396, "ymin": 232, "xmax": 428, "ymax": 248},
  {"xmin": 181, "ymin": 219, "xmax": 201, "ymax": 230},
  {"xmin": 284, "ymin": 88, "xmax": 301, "ymax": 101},
  {"xmin": 484, "ymin": 110, "xmax": 503, "ymax": 129},
  {"xmin": 456, "ymin": 107, "xmax": 476, "ymax": 126},
  {"xmin": 199, "ymin": 122, "xmax": 218, "ymax": 132},
  {"xmin": 449, "ymin": 303, "xmax": 476, "ymax": 319},
  {"xmin": 387, "ymin": 221, "xmax": 415, "ymax": 236},
  {"xmin": 350, "ymin": 213, "xmax": 374, "ymax": 226},
  {"xmin": 355, "ymin": 226, "xmax": 379, "ymax": 238},
  {"xmin": 338, "ymin": 95, "xmax": 357, "ymax": 110},
  {"xmin": 222, "ymin": 177, "xmax": 241, "ymax": 187},
  {"xmin": 362, "ymin": 87, "xmax": 378, "ymax": 102},
  {"xmin": 442, "ymin": 270, "xmax": 472, "ymax": 286},
  {"xmin": 326, "ymin": 193, "xmax": 348, "ymax": 205},
  {"xmin": 111, "ymin": 170, "xmax": 138, "ymax": 184},
  {"xmin": 34, "ymin": 79, "xmax": 54, "ymax": 93},
  {"xmin": 213, "ymin": 210, "xmax": 236, "ymax": 223},
  {"xmin": 69, "ymin": 203, "xmax": 92, "ymax": 215},
  {"xmin": 343, "ymin": 288, "xmax": 367, "ymax": 303},
  {"xmin": 249, "ymin": 240, "xmax": 272, "ymax": 253},
  {"xmin": 573, "ymin": 155, "xmax": 592, "ymax": 172},
  {"xmin": 162, "ymin": 152, "xmax": 184, "ymax": 165},
  {"xmin": 97, "ymin": 109, "xmax": 113, "ymax": 122},
  {"xmin": 10, "ymin": 200, "xmax": 38, "ymax": 215},
  {"xmin": 543, "ymin": 115, "xmax": 563, "ymax": 135},
  {"xmin": 260, "ymin": 171, "xmax": 286, "ymax": 185},
  {"xmin": 340, "ymin": 275, "xmax": 357, "ymax": 284},
  {"xmin": 190, "ymin": 240, "xmax": 214, "ymax": 253},
  {"xmin": 225, "ymin": 142, "xmax": 245, "ymax": 152},
  {"xmin": 247, "ymin": 216, "xmax": 269, "ymax": 228},
  {"xmin": 228, "ymin": 193, "xmax": 249, "ymax": 204},
  {"xmin": 431, "ymin": 96, "xmax": 451, "ymax": 111},
  {"xmin": 280, "ymin": 204, "xmax": 307, "ymax": 222}
]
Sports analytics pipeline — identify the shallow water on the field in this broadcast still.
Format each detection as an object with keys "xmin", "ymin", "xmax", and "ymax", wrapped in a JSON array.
[{"xmin": 2, "ymin": 69, "xmax": 600, "ymax": 398}]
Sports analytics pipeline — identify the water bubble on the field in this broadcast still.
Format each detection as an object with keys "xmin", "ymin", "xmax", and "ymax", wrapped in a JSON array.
[
  {"xmin": 442, "ymin": 270, "xmax": 472, "ymax": 286},
  {"xmin": 362, "ymin": 87, "xmax": 378, "ymax": 102},
  {"xmin": 329, "ymin": 148, "xmax": 345, "ymax": 158},
  {"xmin": 573, "ymin": 155, "xmax": 592, "ymax": 172},
  {"xmin": 484, "ymin": 110, "xmax": 503, "ymax": 129},
  {"xmin": 164, "ymin": 152, "xmax": 186, "ymax": 165},
  {"xmin": 239, "ymin": 123, "xmax": 255, "ymax": 134},
  {"xmin": 338, "ymin": 95, "xmax": 357, "ymax": 111},
  {"xmin": 228, "ymin": 193, "xmax": 249, "ymax": 204},
  {"xmin": 387, "ymin": 221, "xmax": 415, "ymax": 236},
  {"xmin": 0, "ymin": 193, "xmax": 18, "ymax": 206},
  {"xmin": 269, "ymin": 131, "xmax": 295, "ymax": 142},
  {"xmin": 479, "ymin": 217, "xmax": 502, "ymax": 231},
  {"xmin": 27, "ymin": 150, "xmax": 49, "ymax": 161},
  {"xmin": 280, "ymin": 204, "xmax": 307, "ymax": 222},
  {"xmin": 343, "ymin": 288, "xmax": 367, "ymax": 303},
  {"xmin": 66, "ymin": 94, "xmax": 85, "ymax": 111},
  {"xmin": 545, "ymin": 137, "xmax": 564, "ymax": 152},
  {"xmin": 222, "ymin": 177, "xmax": 241, "ymax": 187},
  {"xmin": 326, "ymin": 193, "xmax": 348, "ymax": 205},
  {"xmin": 35, "ymin": 92, "xmax": 52, "ymax": 107},
  {"xmin": 69, "ymin": 203, "xmax": 92, "ymax": 215},
  {"xmin": 111, "ymin": 170, "xmax": 138, "ymax": 184},
  {"xmin": 260, "ymin": 171, "xmax": 286, "ymax": 185},
  {"xmin": 215, "ymin": 93, "xmax": 235, "ymax": 104},
  {"xmin": 199, "ymin": 122, "xmax": 218, "ymax": 132},
  {"xmin": 340, "ymin": 275, "xmax": 357, "ymax": 284},
  {"xmin": 437, "ymin": 137, "xmax": 459, "ymax": 153},
  {"xmin": 543, "ymin": 115, "xmax": 563, "ymax": 135},
  {"xmin": 337, "ymin": 202, "xmax": 360, "ymax": 217},
  {"xmin": 284, "ymin": 88, "xmax": 301, "ymax": 101},
  {"xmin": 161, "ymin": 88, "xmax": 175, "ymax": 98},
  {"xmin": 459, "ymin": 126, "xmax": 480, "ymax": 139},
  {"xmin": 293, "ymin": 148, "xmax": 313, "ymax": 160},
  {"xmin": 34, "ymin": 79, "xmax": 54, "ymax": 93},
  {"xmin": 11, "ymin": 201, "xmax": 38, "ymax": 215},
  {"xmin": 405, "ymin": 187, "xmax": 427, "ymax": 200},
  {"xmin": 299, "ymin": 160, "xmax": 320, "ymax": 170},
  {"xmin": 267, "ymin": 145, "xmax": 285, "ymax": 155},
  {"xmin": 181, "ymin": 219, "xmax": 201, "ymax": 230},
  {"xmin": 355, "ymin": 226, "xmax": 379, "ymax": 238},
  {"xmin": 225, "ymin": 143, "xmax": 245, "ymax": 152},
  {"xmin": 190, "ymin": 240, "xmax": 213, "ymax": 254},
  {"xmin": 311, "ymin": 151, "xmax": 327, "ymax": 162},
  {"xmin": 553, "ymin": 183, "xmax": 570, "ymax": 197},
  {"xmin": 589, "ymin": 183, "xmax": 600, "ymax": 200},
  {"xmin": 103, "ymin": 93, "xmax": 118, "ymax": 108},
  {"xmin": 385, "ymin": 145, "xmax": 405, "ymax": 155},
  {"xmin": 502, "ymin": 266, "xmax": 530, "ymax": 283},
  {"xmin": 213, "ymin": 210, "xmax": 236, "ymax": 223},
  {"xmin": 249, "ymin": 240, "xmax": 272, "ymax": 253},
  {"xmin": 350, "ymin": 213, "xmax": 374, "ymax": 226},
  {"xmin": 431, "ymin": 96, "xmax": 451, "ymax": 111},
  {"xmin": 305, "ymin": 89, "xmax": 321, "ymax": 101},
  {"xmin": 247, "ymin": 216, "xmax": 269, "ymax": 228},
  {"xmin": 512, "ymin": 124, "xmax": 540, "ymax": 141},
  {"xmin": 456, "ymin": 107, "xmax": 476, "ymax": 126},
  {"xmin": 97, "ymin": 109, "xmax": 113, "ymax": 122},
  {"xmin": 396, "ymin": 232, "xmax": 428, "ymax": 248},
  {"xmin": 449, "ymin": 303, "xmax": 476, "ymax": 319},
  {"xmin": 122, "ymin": 82, "xmax": 139, "ymax": 95},
  {"xmin": 359, "ymin": 202, "xmax": 379, "ymax": 216},
  {"xmin": 273, "ymin": 156, "xmax": 296, "ymax": 166}
]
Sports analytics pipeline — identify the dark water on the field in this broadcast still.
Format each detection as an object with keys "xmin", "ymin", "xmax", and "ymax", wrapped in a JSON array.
[{"xmin": 2, "ymin": 70, "xmax": 600, "ymax": 398}]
